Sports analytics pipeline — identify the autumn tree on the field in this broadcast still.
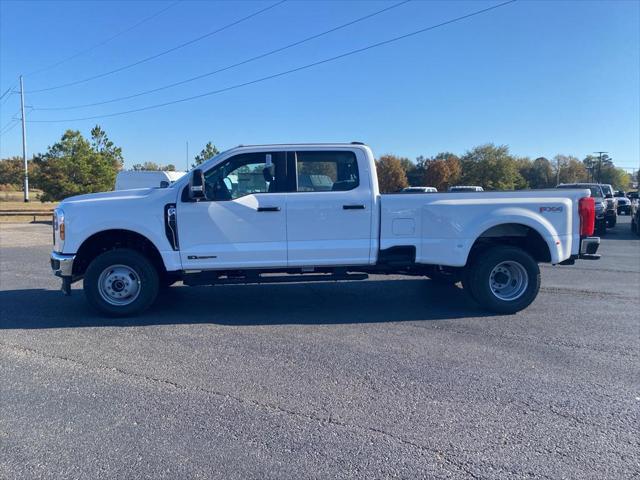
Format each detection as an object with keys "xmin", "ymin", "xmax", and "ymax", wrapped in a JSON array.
[
  {"xmin": 376, "ymin": 154, "xmax": 408, "ymax": 193},
  {"xmin": 0, "ymin": 156, "xmax": 42, "ymax": 190},
  {"xmin": 192, "ymin": 141, "xmax": 219, "ymax": 168}
]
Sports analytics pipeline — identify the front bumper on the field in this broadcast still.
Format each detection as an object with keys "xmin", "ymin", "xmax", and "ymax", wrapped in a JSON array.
[{"xmin": 51, "ymin": 251, "xmax": 75, "ymax": 277}]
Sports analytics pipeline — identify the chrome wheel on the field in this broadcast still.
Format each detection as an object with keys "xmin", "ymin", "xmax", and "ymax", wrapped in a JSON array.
[
  {"xmin": 97, "ymin": 264, "xmax": 141, "ymax": 306},
  {"xmin": 489, "ymin": 261, "xmax": 528, "ymax": 301}
]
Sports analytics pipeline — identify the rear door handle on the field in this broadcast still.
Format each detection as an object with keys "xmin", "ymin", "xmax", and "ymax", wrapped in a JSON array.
[
  {"xmin": 343, "ymin": 205, "xmax": 365, "ymax": 210},
  {"xmin": 257, "ymin": 206, "xmax": 281, "ymax": 212}
]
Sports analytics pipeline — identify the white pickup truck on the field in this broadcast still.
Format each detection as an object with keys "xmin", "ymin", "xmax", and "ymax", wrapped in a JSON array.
[{"xmin": 51, "ymin": 143, "xmax": 600, "ymax": 316}]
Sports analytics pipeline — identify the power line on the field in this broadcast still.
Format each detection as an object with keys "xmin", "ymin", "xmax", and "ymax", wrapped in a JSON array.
[
  {"xmin": 28, "ymin": 0, "xmax": 517, "ymax": 123},
  {"xmin": 25, "ymin": 1, "xmax": 182, "ymax": 77},
  {"xmin": 0, "ymin": 120, "xmax": 20, "ymax": 137},
  {"xmin": 29, "ymin": 0, "xmax": 287, "ymax": 93},
  {"xmin": 0, "ymin": 87, "xmax": 12, "ymax": 101},
  {"xmin": 0, "ymin": 84, "xmax": 17, "ymax": 108},
  {"xmin": 35, "ymin": 0, "xmax": 411, "ymax": 111}
]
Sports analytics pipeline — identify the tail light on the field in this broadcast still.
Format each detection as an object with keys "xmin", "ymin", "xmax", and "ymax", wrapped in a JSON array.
[{"xmin": 579, "ymin": 197, "xmax": 595, "ymax": 236}]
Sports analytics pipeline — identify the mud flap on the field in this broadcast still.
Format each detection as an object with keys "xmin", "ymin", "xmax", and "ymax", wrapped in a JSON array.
[{"xmin": 61, "ymin": 277, "xmax": 72, "ymax": 296}]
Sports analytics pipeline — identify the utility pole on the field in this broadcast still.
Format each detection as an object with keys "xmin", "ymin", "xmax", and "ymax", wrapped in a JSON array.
[
  {"xmin": 19, "ymin": 75, "xmax": 29, "ymax": 202},
  {"xmin": 593, "ymin": 151, "xmax": 607, "ymax": 184},
  {"xmin": 186, "ymin": 141, "xmax": 189, "ymax": 171},
  {"xmin": 556, "ymin": 157, "xmax": 561, "ymax": 185}
]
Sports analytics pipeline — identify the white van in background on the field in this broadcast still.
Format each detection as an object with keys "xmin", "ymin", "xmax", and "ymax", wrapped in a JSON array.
[
  {"xmin": 115, "ymin": 170, "xmax": 186, "ymax": 190},
  {"xmin": 401, "ymin": 186, "xmax": 438, "ymax": 193},
  {"xmin": 448, "ymin": 185, "xmax": 484, "ymax": 192}
]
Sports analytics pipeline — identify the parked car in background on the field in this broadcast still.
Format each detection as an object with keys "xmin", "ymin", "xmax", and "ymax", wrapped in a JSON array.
[
  {"xmin": 631, "ymin": 197, "xmax": 640, "ymax": 236},
  {"xmin": 448, "ymin": 185, "xmax": 484, "ymax": 192},
  {"xmin": 557, "ymin": 183, "xmax": 607, "ymax": 235},
  {"xmin": 401, "ymin": 186, "xmax": 438, "ymax": 193},
  {"xmin": 614, "ymin": 190, "xmax": 631, "ymax": 215},
  {"xmin": 599, "ymin": 183, "xmax": 617, "ymax": 227},
  {"xmin": 115, "ymin": 170, "xmax": 186, "ymax": 190},
  {"xmin": 627, "ymin": 191, "xmax": 639, "ymax": 202}
]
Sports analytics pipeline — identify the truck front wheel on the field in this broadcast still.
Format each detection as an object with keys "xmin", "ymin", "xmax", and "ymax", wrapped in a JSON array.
[
  {"xmin": 84, "ymin": 248, "xmax": 159, "ymax": 317},
  {"xmin": 463, "ymin": 246, "xmax": 540, "ymax": 314}
]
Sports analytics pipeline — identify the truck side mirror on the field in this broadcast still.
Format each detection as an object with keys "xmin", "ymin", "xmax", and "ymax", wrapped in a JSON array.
[{"xmin": 189, "ymin": 169, "xmax": 206, "ymax": 201}]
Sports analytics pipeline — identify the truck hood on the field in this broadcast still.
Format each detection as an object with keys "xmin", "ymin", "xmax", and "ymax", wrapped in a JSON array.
[{"xmin": 60, "ymin": 188, "xmax": 157, "ymax": 205}]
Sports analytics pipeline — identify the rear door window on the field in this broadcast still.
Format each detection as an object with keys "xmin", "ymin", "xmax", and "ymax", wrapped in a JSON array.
[{"xmin": 295, "ymin": 151, "xmax": 359, "ymax": 192}]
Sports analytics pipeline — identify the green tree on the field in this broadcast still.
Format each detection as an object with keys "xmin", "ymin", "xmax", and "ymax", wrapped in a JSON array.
[
  {"xmin": 397, "ymin": 157, "xmax": 417, "ymax": 184},
  {"xmin": 33, "ymin": 129, "xmax": 122, "ymax": 201},
  {"xmin": 375, "ymin": 155, "xmax": 408, "ymax": 193},
  {"xmin": 192, "ymin": 141, "xmax": 219, "ymax": 168},
  {"xmin": 460, "ymin": 144, "xmax": 525, "ymax": 190},
  {"xmin": 90, "ymin": 125, "xmax": 124, "ymax": 171},
  {"xmin": 519, "ymin": 157, "xmax": 554, "ymax": 189}
]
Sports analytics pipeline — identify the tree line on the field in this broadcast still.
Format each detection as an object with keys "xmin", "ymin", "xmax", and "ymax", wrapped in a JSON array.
[
  {"xmin": 0, "ymin": 126, "xmax": 636, "ymax": 201},
  {"xmin": 376, "ymin": 144, "xmax": 634, "ymax": 193}
]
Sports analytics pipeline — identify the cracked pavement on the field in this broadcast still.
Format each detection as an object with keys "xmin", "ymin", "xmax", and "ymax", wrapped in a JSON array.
[{"xmin": 1, "ymin": 218, "xmax": 639, "ymax": 479}]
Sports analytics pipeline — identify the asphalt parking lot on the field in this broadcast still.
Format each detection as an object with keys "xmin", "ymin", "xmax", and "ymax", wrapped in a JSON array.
[{"xmin": 1, "ymin": 217, "xmax": 638, "ymax": 479}]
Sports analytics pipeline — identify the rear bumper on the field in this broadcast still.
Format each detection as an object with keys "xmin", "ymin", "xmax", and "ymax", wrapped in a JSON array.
[
  {"xmin": 579, "ymin": 236, "xmax": 600, "ymax": 260},
  {"xmin": 51, "ymin": 251, "xmax": 75, "ymax": 277}
]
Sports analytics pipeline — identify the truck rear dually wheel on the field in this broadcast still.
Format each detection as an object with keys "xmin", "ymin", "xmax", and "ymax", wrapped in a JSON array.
[
  {"xmin": 464, "ymin": 246, "xmax": 540, "ymax": 314},
  {"xmin": 84, "ymin": 248, "xmax": 159, "ymax": 316}
]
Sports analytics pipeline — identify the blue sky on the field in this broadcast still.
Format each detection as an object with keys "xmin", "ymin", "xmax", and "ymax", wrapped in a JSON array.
[{"xmin": 1, "ymin": 0, "xmax": 638, "ymax": 171}]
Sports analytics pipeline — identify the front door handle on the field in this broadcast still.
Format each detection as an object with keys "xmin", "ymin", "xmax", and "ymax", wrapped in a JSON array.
[
  {"xmin": 257, "ymin": 206, "xmax": 281, "ymax": 212},
  {"xmin": 343, "ymin": 204, "xmax": 365, "ymax": 210}
]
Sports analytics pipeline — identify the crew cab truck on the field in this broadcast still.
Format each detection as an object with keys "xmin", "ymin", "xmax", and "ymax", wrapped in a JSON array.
[{"xmin": 51, "ymin": 143, "xmax": 600, "ymax": 317}]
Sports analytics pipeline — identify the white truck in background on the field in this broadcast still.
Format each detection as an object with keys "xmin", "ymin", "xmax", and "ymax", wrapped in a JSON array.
[
  {"xmin": 115, "ymin": 170, "xmax": 186, "ymax": 190},
  {"xmin": 51, "ymin": 143, "xmax": 600, "ymax": 317}
]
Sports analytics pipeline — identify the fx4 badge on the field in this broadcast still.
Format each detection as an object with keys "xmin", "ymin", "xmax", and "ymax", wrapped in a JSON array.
[{"xmin": 540, "ymin": 206, "xmax": 563, "ymax": 213}]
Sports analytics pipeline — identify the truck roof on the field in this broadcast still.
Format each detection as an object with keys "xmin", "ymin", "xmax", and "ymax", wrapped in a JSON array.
[{"xmin": 233, "ymin": 142, "xmax": 369, "ymax": 150}]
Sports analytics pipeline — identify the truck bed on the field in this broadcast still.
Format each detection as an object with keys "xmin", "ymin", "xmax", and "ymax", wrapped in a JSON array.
[{"xmin": 379, "ymin": 189, "xmax": 589, "ymax": 266}]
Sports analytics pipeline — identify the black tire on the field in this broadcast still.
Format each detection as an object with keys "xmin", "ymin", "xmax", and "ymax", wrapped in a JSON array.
[
  {"xmin": 464, "ymin": 246, "xmax": 540, "ymax": 314},
  {"xmin": 84, "ymin": 248, "xmax": 159, "ymax": 317},
  {"xmin": 632, "ymin": 219, "xmax": 637, "ymax": 234},
  {"xmin": 461, "ymin": 265, "xmax": 480, "ymax": 303},
  {"xmin": 596, "ymin": 220, "xmax": 607, "ymax": 236}
]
